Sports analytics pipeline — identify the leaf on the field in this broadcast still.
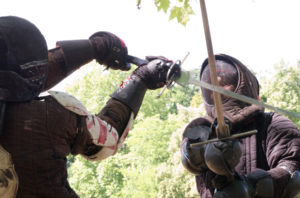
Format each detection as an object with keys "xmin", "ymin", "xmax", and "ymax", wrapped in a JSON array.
[
  {"xmin": 260, "ymin": 61, "xmax": 300, "ymax": 128},
  {"xmin": 153, "ymin": 0, "xmax": 194, "ymax": 26},
  {"xmin": 169, "ymin": 6, "xmax": 179, "ymax": 21},
  {"xmin": 155, "ymin": 0, "xmax": 170, "ymax": 13},
  {"xmin": 168, "ymin": 3, "xmax": 194, "ymax": 26}
]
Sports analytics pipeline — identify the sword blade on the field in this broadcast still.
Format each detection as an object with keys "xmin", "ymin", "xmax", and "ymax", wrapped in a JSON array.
[
  {"xmin": 199, "ymin": 0, "xmax": 229, "ymax": 138},
  {"xmin": 176, "ymin": 70, "xmax": 300, "ymax": 119}
]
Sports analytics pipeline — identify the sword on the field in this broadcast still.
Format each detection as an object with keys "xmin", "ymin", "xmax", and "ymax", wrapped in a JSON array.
[
  {"xmin": 126, "ymin": 54, "xmax": 300, "ymax": 120},
  {"xmin": 127, "ymin": 53, "xmax": 300, "ymax": 146},
  {"xmin": 175, "ymin": 69, "xmax": 300, "ymax": 120},
  {"xmin": 199, "ymin": 0, "xmax": 230, "ymax": 138},
  {"xmin": 177, "ymin": 66, "xmax": 300, "ymax": 147}
]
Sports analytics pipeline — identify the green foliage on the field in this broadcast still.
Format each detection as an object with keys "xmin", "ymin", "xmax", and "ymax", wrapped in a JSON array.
[
  {"xmin": 66, "ymin": 63, "xmax": 198, "ymax": 197},
  {"xmin": 68, "ymin": 156, "xmax": 105, "ymax": 198},
  {"xmin": 155, "ymin": 0, "xmax": 170, "ymax": 13},
  {"xmin": 119, "ymin": 166, "xmax": 158, "ymax": 198},
  {"xmin": 169, "ymin": 2, "xmax": 194, "ymax": 26},
  {"xmin": 96, "ymin": 156, "xmax": 127, "ymax": 198},
  {"xmin": 66, "ymin": 59, "xmax": 300, "ymax": 197},
  {"xmin": 116, "ymin": 115, "xmax": 185, "ymax": 197},
  {"xmin": 127, "ymin": 115, "xmax": 185, "ymax": 166},
  {"xmin": 260, "ymin": 61, "xmax": 300, "ymax": 128},
  {"xmin": 156, "ymin": 108, "xmax": 204, "ymax": 198},
  {"xmin": 190, "ymin": 90, "xmax": 203, "ymax": 108},
  {"xmin": 66, "ymin": 62, "xmax": 130, "ymax": 114},
  {"xmin": 139, "ymin": 84, "xmax": 198, "ymax": 120},
  {"xmin": 66, "ymin": 63, "xmax": 198, "ymax": 120},
  {"xmin": 150, "ymin": 0, "xmax": 195, "ymax": 26},
  {"xmin": 117, "ymin": 111, "xmax": 203, "ymax": 198},
  {"xmin": 156, "ymin": 128, "xmax": 199, "ymax": 198}
]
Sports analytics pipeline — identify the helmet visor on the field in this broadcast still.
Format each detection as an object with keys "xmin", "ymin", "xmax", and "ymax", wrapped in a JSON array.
[{"xmin": 200, "ymin": 60, "xmax": 238, "ymax": 105}]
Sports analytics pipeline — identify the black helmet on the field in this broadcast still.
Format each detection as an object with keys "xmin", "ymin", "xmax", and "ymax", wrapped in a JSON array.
[
  {"xmin": 0, "ymin": 16, "xmax": 48, "ymax": 101},
  {"xmin": 200, "ymin": 59, "xmax": 239, "ymax": 105},
  {"xmin": 199, "ymin": 54, "xmax": 263, "ymax": 127}
]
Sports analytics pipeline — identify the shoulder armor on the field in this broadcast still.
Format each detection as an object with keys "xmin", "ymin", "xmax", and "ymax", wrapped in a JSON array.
[
  {"xmin": 48, "ymin": 90, "xmax": 89, "ymax": 116},
  {"xmin": 49, "ymin": 90, "xmax": 119, "ymax": 146}
]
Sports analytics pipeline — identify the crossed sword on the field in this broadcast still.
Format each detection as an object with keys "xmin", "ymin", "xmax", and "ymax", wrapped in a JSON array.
[{"xmin": 127, "ymin": 0, "xmax": 300, "ymax": 147}]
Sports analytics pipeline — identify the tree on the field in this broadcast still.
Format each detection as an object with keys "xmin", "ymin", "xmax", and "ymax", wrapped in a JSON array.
[
  {"xmin": 260, "ymin": 61, "xmax": 300, "ymax": 128},
  {"xmin": 117, "ymin": 115, "xmax": 185, "ymax": 197},
  {"xmin": 156, "ymin": 105, "xmax": 206, "ymax": 198},
  {"xmin": 68, "ymin": 156, "xmax": 105, "ymax": 198},
  {"xmin": 66, "ymin": 62, "xmax": 199, "ymax": 197},
  {"xmin": 137, "ymin": 0, "xmax": 195, "ymax": 26},
  {"xmin": 66, "ymin": 63, "xmax": 130, "ymax": 114},
  {"xmin": 66, "ymin": 63, "xmax": 198, "ymax": 119},
  {"xmin": 66, "ymin": 58, "xmax": 300, "ymax": 197}
]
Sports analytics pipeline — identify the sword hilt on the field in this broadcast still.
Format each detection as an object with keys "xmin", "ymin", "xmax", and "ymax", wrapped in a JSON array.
[
  {"xmin": 157, "ymin": 60, "xmax": 181, "ymax": 98},
  {"xmin": 126, "ymin": 54, "xmax": 184, "ymax": 98},
  {"xmin": 126, "ymin": 55, "xmax": 149, "ymax": 66}
]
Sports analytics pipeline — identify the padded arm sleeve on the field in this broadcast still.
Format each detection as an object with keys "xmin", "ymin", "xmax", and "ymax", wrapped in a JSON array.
[{"xmin": 265, "ymin": 113, "xmax": 300, "ymax": 197}]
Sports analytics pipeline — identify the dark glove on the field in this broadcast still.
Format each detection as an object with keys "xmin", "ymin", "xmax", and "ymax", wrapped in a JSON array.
[
  {"xmin": 181, "ymin": 123, "xmax": 211, "ymax": 174},
  {"xmin": 204, "ymin": 117, "xmax": 241, "ymax": 179},
  {"xmin": 204, "ymin": 140, "xmax": 242, "ymax": 179},
  {"xmin": 89, "ymin": 31, "xmax": 130, "ymax": 71},
  {"xmin": 282, "ymin": 170, "xmax": 300, "ymax": 198},
  {"xmin": 132, "ymin": 56, "xmax": 174, "ymax": 89},
  {"xmin": 213, "ymin": 169, "xmax": 274, "ymax": 198},
  {"xmin": 181, "ymin": 137, "xmax": 208, "ymax": 174},
  {"xmin": 110, "ymin": 56, "xmax": 177, "ymax": 116},
  {"xmin": 213, "ymin": 178, "xmax": 253, "ymax": 198}
]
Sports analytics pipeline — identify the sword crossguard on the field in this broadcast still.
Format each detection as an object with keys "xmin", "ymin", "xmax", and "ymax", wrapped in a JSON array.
[
  {"xmin": 157, "ymin": 52, "xmax": 190, "ymax": 98},
  {"xmin": 157, "ymin": 60, "xmax": 182, "ymax": 98},
  {"xmin": 166, "ymin": 60, "xmax": 182, "ymax": 88},
  {"xmin": 190, "ymin": 129, "xmax": 258, "ymax": 147}
]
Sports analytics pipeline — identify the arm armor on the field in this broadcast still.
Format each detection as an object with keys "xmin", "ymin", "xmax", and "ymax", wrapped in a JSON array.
[
  {"xmin": 44, "ymin": 41, "xmax": 94, "ymax": 90},
  {"xmin": 48, "ymin": 91, "xmax": 133, "ymax": 161},
  {"xmin": 56, "ymin": 40, "xmax": 94, "ymax": 75},
  {"xmin": 111, "ymin": 75, "xmax": 147, "ymax": 117}
]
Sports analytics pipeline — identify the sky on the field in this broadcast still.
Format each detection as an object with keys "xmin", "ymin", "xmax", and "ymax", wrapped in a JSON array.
[{"xmin": 2, "ymin": 0, "xmax": 300, "ymax": 91}]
